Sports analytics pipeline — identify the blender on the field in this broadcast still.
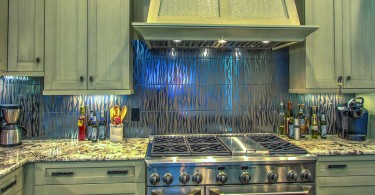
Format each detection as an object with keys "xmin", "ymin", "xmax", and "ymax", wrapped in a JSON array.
[{"xmin": 0, "ymin": 104, "xmax": 24, "ymax": 146}]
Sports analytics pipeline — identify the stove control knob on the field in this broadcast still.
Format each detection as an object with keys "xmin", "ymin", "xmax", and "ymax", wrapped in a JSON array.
[
  {"xmin": 287, "ymin": 170, "xmax": 298, "ymax": 182},
  {"xmin": 267, "ymin": 170, "xmax": 278, "ymax": 183},
  {"xmin": 239, "ymin": 172, "xmax": 251, "ymax": 183},
  {"xmin": 163, "ymin": 173, "xmax": 174, "ymax": 185},
  {"xmin": 301, "ymin": 170, "xmax": 312, "ymax": 182},
  {"xmin": 216, "ymin": 172, "xmax": 228, "ymax": 184},
  {"xmin": 192, "ymin": 173, "xmax": 203, "ymax": 184},
  {"xmin": 179, "ymin": 173, "xmax": 190, "ymax": 184},
  {"xmin": 149, "ymin": 173, "xmax": 160, "ymax": 185}
]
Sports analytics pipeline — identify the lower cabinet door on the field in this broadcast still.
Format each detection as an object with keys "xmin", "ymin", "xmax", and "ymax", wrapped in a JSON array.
[
  {"xmin": 34, "ymin": 183, "xmax": 145, "ymax": 195},
  {"xmin": 319, "ymin": 186, "xmax": 375, "ymax": 195}
]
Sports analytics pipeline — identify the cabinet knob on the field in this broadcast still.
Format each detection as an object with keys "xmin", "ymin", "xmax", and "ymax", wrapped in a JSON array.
[
  {"xmin": 346, "ymin": 76, "xmax": 351, "ymax": 81},
  {"xmin": 36, "ymin": 57, "xmax": 41, "ymax": 63},
  {"xmin": 80, "ymin": 76, "xmax": 84, "ymax": 82},
  {"xmin": 338, "ymin": 76, "xmax": 343, "ymax": 83},
  {"xmin": 90, "ymin": 76, "xmax": 94, "ymax": 82}
]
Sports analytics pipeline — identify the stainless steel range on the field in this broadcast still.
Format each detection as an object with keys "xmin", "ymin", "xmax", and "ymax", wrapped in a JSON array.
[{"xmin": 146, "ymin": 134, "xmax": 316, "ymax": 195}]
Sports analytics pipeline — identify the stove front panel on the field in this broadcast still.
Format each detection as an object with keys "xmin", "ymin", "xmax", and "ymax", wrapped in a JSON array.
[{"xmin": 146, "ymin": 162, "xmax": 316, "ymax": 187}]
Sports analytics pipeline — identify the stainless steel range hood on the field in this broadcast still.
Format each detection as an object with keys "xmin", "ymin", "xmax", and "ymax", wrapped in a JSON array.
[{"xmin": 133, "ymin": 0, "xmax": 318, "ymax": 50}]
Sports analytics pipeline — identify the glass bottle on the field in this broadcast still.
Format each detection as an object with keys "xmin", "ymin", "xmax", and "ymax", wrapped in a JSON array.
[
  {"xmin": 294, "ymin": 116, "xmax": 300, "ymax": 140},
  {"xmin": 91, "ymin": 112, "xmax": 98, "ymax": 142},
  {"xmin": 278, "ymin": 97, "xmax": 285, "ymax": 136},
  {"xmin": 87, "ymin": 111, "xmax": 94, "ymax": 140},
  {"xmin": 98, "ymin": 110, "xmax": 107, "ymax": 140},
  {"xmin": 78, "ymin": 106, "xmax": 86, "ymax": 141},
  {"xmin": 284, "ymin": 100, "xmax": 293, "ymax": 136},
  {"xmin": 297, "ymin": 104, "xmax": 307, "ymax": 138},
  {"xmin": 320, "ymin": 112, "xmax": 327, "ymax": 139},
  {"xmin": 311, "ymin": 106, "xmax": 319, "ymax": 139},
  {"xmin": 288, "ymin": 115, "xmax": 294, "ymax": 139}
]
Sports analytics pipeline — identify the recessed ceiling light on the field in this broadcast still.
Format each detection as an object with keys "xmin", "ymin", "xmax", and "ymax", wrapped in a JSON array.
[
  {"xmin": 218, "ymin": 39, "xmax": 227, "ymax": 44},
  {"xmin": 173, "ymin": 40, "xmax": 181, "ymax": 43},
  {"xmin": 262, "ymin": 41, "xmax": 270, "ymax": 44}
]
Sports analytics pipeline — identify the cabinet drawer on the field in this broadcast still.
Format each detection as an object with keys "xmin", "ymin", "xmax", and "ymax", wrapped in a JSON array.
[
  {"xmin": 35, "ymin": 183, "xmax": 145, "ymax": 195},
  {"xmin": 0, "ymin": 167, "xmax": 23, "ymax": 195},
  {"xmin": 318, "ymin": 176, "xmax": 375, "ymax": 187},
  {"xmin": 35, "ymin": 161, "xmax": 145, "ymax": 185},
  {"xmin": 318, "ymin": 186, "xmax": 375, "ymax": 195},
  {"xmin": 317, "ymin": 160, "xmax": 375, "ymax": 177}
]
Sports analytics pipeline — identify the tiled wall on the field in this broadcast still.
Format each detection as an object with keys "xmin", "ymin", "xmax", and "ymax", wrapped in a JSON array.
[{"xmin": 0, "ymin": 41, "xmax": 353, "ymax": 139}]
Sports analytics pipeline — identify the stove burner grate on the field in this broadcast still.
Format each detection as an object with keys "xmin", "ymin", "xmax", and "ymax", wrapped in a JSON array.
[
  {"xmin": 186, "ymin": 136, "xmax": 220, "ymax": 144},
  {"xmin": 153, "ymin": 136, "xmax": 186, "ymax": 145},
  {"xmin": 188, "ymin": 143, "xmax": 231, "ymax": 156},
  {"xmin": 248, "ymin": 134, "xmax": 308, "ymax": 155},
  {"xmin": 151, "ymin": 144, "xmax": 190, "ymax": 156}
]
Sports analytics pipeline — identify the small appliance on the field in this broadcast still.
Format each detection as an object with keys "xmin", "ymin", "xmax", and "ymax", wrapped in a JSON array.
[
  {"xmin": 336, "ymin": 97, "xmax": 368, "ymax": 141},
  {"xmin": 0, "ymin": 104, "xmax": 24, "ymax": 146}
]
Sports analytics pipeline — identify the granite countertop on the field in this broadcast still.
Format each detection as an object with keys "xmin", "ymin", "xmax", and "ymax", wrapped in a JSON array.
[
  {"xmin": 0, "ymin": 138, "xmax": 149, "ymax": 178},
  {"xmin": 284, "ymin": 135, "xmax": 375, "ymax": 156}
]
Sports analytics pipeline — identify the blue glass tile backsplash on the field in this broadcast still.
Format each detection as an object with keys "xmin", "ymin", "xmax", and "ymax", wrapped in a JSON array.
[{"xmin": 0, "ymin": 41, "xmax": 353, "ymax": 139}]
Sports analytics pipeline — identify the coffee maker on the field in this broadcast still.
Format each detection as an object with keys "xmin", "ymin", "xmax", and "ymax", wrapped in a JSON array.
[
  {"xmin": 336, "ymin": 97, "xmax": 368, "ymax": 141},
  {"xmin": 0, "ymin": 104, "xmax": 24, "ymax": 146}
]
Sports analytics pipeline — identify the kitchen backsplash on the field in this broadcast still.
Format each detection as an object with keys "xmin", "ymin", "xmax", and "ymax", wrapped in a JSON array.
[{"xmin": 0, "ymin": 41, "xmax": 353, "ymax": 139}]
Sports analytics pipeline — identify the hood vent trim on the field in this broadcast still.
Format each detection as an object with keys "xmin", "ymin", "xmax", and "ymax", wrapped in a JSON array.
[{"xmin": 133, "ymin": 0, "xmax": 318, "ymax": 50}]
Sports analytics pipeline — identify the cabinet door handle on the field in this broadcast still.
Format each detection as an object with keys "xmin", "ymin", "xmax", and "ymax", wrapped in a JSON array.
[
  {"xmin": 36, "ymin": 57, "xmax": 41, "ymax": 63},
  {"xmin": 51, "ymin": 171, "xmax": 74, "ymax": 176},
  {"xmin": 107, "ymin": 170, "xmax": 128, "ymax": 175},
  {"xmin": 1, "ymin": 180, "xmax": 17, "ymax": 192},
  {"xmin": 80, "ymin": 76, "xmax": 84, "ymax": 82},
  {"xmin": 328, "ymin": 165, "xmax": 347, "ymax": 169},
  {"xmin": 89, "ymin": 76, "xmax": 94, "ymax": 82},
  {"xmin": 346, "ymin": 76, "xmax": 351, "ymax": 81},
  {"xmin": 338, "ymin": 76, "xmax": 343, "ymax": 83}
]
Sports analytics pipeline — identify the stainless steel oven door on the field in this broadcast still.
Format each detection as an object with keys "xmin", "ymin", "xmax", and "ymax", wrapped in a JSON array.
[
  {"xmin": 207, "ymin": 184, "xmax": 315, "ymax": 195},
  {"xmin": 148, "ymin": 186, "xmax": 204, "ymax": 195}
]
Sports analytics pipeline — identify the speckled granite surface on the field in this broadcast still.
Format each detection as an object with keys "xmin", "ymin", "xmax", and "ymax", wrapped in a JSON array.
[
  {"xmin": 0, "ymin": 138, "xmax": 149, "ymax": 178},
  {"xmin": 283, "ymin": 135, "xmax": 375, "ymax": 156}
]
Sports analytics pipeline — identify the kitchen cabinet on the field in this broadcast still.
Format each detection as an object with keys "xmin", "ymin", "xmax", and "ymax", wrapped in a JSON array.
[
  {"xmin": 0, "ymin": 167, "xmax": 23, "ymax": 195},
  {"xmin": 34, "ymin": 161, "xmax": 145, "ymax": 195},
  {"xmin": 0, "ymin": 0, "xmax": 7, "ymax": 72},
  {"xmin": 43, "ymin": 0, "xmax": 134, "ymax": 95},
  {"xmin": 289, "ymin": 0, "xmax": 375, "ymax": 93},
  {"xmin": 316, "ymin": 155, "xmax": 375, "ymax": 195},
  {"xmin": 7, "ymin": 0, "xmax": 44, "ymax": 75}
]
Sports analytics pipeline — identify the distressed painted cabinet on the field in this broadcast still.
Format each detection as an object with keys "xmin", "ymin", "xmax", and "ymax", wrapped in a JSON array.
[
  {"xmin": 316, "ymin": 155, "xmax": 375, "ymax": 195},
  {"xmin": 289, "ymin": 0, "xmax": 375, "ymax": 93},
  {"xmin": 7, "ymin": 0, "xmax": 44, "ymax": 75},
  {"xmin": 44, "ymin": 0, "xmax": 134, "ymax": 95},
  {"xmin": 34, "ymin": 161, "xmax": 145, "ymax": 195},
  {"xmin": 0, "ymin": 167, "xmax": 23, "ymax": 195},
  {"xmin": 0, "ymin": 0, "xmax": 8, "ymax": 72}
]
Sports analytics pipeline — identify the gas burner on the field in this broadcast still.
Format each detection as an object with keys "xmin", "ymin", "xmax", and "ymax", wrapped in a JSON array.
[
  {"xmin": 260, "ymin": 142, "xmax": 308, "ymax": 155},
  {"xmin": 247, "ymin": 134, "xmax": 283, "ymax": 142},
  {"xmin": 188, "ymin": 143, "xmax": 231, "ymax": 156},
  {"xmin": 153, "ymin": 136, "xmax": 186, "ymax": 145},
  {"xmin": 186, "ymin": 136, "xmax": 220, "ymax": 144},
  {"xmin": 151, "ymin": 144, "xmax": 190, "ymax": 156}
]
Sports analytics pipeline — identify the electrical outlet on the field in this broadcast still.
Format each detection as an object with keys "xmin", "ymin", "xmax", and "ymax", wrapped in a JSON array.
[{"xmin": 131, "ymin": 108, "xmax": 140, "ymax": 121}]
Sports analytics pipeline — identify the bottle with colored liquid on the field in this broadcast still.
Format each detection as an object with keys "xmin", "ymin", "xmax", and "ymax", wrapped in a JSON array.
[
  {"xmin": 91, "ymin": 111, "xmax": 98, "ymax": 142},
  {"xmin": 78, "ymin": 106, "xmax": 86, "ymax": 141},
  {"xmin": 98, "ymin": 110, "xmax": 107, "ymax": 140}
]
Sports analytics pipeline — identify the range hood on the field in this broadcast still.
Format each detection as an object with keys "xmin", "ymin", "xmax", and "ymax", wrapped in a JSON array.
[{"xmin": 133, "ymin": 0, "xmax": 318, "ymax": 50}]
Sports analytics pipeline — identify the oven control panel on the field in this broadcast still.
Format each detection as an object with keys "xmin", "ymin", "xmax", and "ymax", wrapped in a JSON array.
[{"xmin": 147, "ymin": 163, "xmax": 316, "ymax": 186}]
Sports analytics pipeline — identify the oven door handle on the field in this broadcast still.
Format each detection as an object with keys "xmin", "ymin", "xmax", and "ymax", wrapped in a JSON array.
[
  {"xmin": 151, "ymin": 189, "xmax": 202, "ymax": 195},
  {"xmin": 209, "ymin": 185, "xmax": 312, "ymax": 195}
]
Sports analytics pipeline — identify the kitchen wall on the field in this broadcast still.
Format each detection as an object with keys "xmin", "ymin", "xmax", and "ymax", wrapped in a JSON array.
[{"xmin": 0, "ymin": 41, "xmax": 353, "ymax": 139}]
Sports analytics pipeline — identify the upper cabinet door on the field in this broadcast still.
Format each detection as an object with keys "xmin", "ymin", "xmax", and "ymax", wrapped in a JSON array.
[
  {"xmin": 0, "ymin": 0, "xmax": 7, "ymax": 71},
  {"xmin": 342, "ymin": 0, "xmax": 375, "ymax": 88},
  {"xmin": 8, "ymin": 0, "xmax": 44, "ymax": 72},
  {"xmin": 44, "ymin": 0, "xmax": 87, "ymax": 90},
  {"xmin": 88, "ymin": 0, "xmax": 132, "ymax": 90},
  {"xmin": 305, "ymin": 0, "xmax": 338, "ymax": 89}
]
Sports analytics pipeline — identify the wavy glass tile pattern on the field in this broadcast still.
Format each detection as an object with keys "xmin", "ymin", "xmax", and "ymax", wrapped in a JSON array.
[
  {"xmin": 159, "ymin": 0, "xmax": 219, "ymax": 17},
  {"xmin": 226, "ymin": 0, "xmax": 288, "ymax": 19},
  {"xmin": 0, "ymin": 41, "xmax": 354, "ymax": 138}
]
